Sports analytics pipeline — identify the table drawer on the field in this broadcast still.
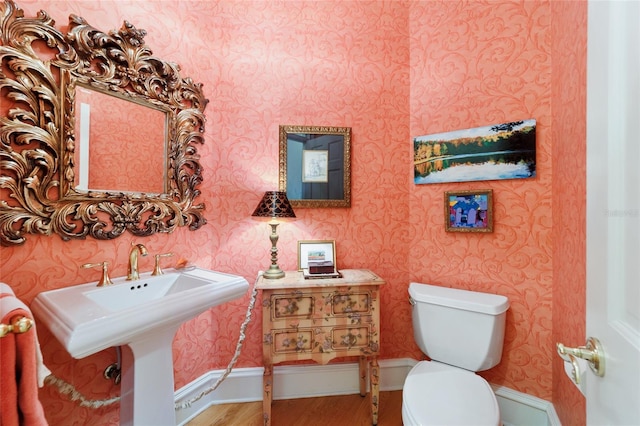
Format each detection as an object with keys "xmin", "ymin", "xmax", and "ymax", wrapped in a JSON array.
[
  {"xmin": 267, "ymin": 323, "xmax": 376, "ymax": 357},
  {"xmin": 268, "ymin": 289, "xmax": 374, "ymax": 322}
]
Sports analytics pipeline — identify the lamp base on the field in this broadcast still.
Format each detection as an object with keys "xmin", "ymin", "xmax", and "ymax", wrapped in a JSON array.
[{"xmin": 263, "ymin": 265, "xmax": 285, "ymax": 280}]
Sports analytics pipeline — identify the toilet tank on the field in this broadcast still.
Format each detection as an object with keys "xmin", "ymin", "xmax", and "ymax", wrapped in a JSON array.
[{"xmin": 409, "ymin": 282, "xmax": 509, "ymax": 372}]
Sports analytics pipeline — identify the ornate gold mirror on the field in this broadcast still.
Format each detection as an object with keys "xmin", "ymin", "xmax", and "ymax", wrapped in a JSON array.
[
  {"xmin": 73, "ymin": 84, "xmax": 169, "ymax": 194},
  {"xmin": 279, "ymin": 125, "xmax": 351, "ymax": 208},
  {"xmin": 0, "ymin": 0, "xmax": 208, "ymax": 245}
]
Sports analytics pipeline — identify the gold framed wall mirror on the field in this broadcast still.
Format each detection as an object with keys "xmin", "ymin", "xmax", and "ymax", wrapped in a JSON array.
[
  {"xmin": 279, "ymin": 125, "xmax": 351, "ymax": 208},
  {"xmin": 0, "ymin": 0, "xmax": 208, "ymax": 245}
]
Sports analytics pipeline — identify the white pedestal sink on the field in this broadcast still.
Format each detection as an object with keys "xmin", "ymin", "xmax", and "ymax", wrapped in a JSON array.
[{"xmin": 32, "ymin": 267, "xmax": 249, "ymax": 426}]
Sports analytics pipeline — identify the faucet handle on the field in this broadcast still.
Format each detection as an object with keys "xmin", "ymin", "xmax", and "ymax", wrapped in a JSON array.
[
  {"xmin": 82, "ymin": 261, "xmax": 114, "ymax": 287},
  {"xmin": 152, "ymin": 253, "xmax": 174, "ymax": 276}
]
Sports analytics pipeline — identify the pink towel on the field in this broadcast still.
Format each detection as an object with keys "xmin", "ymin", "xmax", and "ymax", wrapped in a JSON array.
[{"xmin": 1, "ymin": 284, "xmax": 49, "ymax": 426}]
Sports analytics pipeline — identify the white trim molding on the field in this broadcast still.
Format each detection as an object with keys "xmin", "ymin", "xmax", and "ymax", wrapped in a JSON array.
[
  {"xmin": 491, "ymin": 384, "xmax": 561, "ymax": 426},
  {"xmin": 175, "ymin": 358, "xmax": 559, "ymax": 425}
]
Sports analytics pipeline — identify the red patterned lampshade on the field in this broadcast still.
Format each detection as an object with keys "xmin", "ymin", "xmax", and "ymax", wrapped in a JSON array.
[
  {"xmin": 252, "ymin": 191, "xmax": 296, "ymax": 219},
  {"xmin": 252, "ymin": 191, "xmax": 295, "ymax": 279}
]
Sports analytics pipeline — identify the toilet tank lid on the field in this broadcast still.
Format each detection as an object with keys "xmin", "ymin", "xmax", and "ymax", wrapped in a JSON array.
[{"xmin": 409, "ymin": 282, "xmax": 509, "ymax": 315}]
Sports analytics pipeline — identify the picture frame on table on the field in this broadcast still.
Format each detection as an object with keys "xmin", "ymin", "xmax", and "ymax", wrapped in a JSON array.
[{"xmin": 297, "ymin": 240, "xmax": 337, "ymax": 271}]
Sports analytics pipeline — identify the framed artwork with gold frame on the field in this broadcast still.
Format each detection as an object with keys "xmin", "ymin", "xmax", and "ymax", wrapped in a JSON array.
[
  {"xmin": 279, "ymin": 125, "xmax": 351, "ymax": 208},
  {"xmin": 445, "ymin": 189, "xmax": 493, "ymax": 233}
]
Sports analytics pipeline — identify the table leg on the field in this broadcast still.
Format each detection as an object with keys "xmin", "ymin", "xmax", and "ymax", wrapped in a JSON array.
[
  {"xmin": 370, "ymin": 357, "xmax": 380, "ymax": 425},
  {"xmin": 263, "ymin": 363, "xmax": 273, "ymax": 426},
  {"xmin": 359, "ymin": 356, "xmax": 367, "ymax": 396}
]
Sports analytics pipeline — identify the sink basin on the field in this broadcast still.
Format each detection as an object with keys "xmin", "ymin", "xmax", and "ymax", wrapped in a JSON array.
[
  {"xmin": 32, "ymin": 267, "xmax": 249, "ymax": 359},
  {"xmin": 84, "ymin": 271, "xmax": 220, "ymax": 313},
  {"xmin": 32, "ymin": 267, "xmax": 249, "ymax": 426}
]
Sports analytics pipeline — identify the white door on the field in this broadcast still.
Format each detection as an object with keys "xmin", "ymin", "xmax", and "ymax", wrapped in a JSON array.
[{"xmin": 586, "ymin": 0, "xmax": 640, "ymax": 423}]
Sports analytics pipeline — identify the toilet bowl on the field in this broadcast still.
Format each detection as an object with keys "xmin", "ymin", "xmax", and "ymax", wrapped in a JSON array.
[
  {"xmin": 402, "ymin": 282, "xmax": 509, "ymax": 426},
  {"xmin": 402, "ymin": 361, "xmax": 500, "ymax": 426}
]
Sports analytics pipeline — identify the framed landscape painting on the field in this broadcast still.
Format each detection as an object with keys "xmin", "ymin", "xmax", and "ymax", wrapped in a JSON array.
[{"xmin": 414, "ymin": 119, "xmax": 536, "ymax": 184}]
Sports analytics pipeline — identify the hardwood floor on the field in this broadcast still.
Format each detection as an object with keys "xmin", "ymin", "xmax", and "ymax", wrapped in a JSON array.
[{"xmin": 186, "ymin": 390, "xmax": 403, "ymax": 426}]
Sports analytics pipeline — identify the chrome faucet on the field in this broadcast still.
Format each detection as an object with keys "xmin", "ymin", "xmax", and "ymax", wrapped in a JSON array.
[{"xmin": 127, "ymin": 243, "xmax": 148, "ymax": 281}]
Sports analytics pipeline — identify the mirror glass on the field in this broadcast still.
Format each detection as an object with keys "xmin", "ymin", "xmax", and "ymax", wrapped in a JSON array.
[
  {"xmin": 279, "ymin": 125, "xmax": 351, "ymax": 208},
  {"xmin": 0, "ymin": 0, "xmax": 209, "ymax": 245},
  {"xmin": 74, "ymin": 86, "xmax": 168, "ymax": 194}
]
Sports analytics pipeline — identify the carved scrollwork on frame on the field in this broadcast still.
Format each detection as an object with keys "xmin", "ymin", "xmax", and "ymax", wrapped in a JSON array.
[{"xmin": 0, "ymin": 0, "xmax": 209, "ymax": 245}]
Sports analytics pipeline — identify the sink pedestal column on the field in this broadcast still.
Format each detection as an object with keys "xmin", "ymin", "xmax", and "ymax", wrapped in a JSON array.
[{"xmin": 120, "ymin": 327, "xmax": 180, "ymax": 426}]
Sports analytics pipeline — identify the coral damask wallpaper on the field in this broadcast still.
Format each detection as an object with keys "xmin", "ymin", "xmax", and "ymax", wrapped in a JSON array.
[
  {"xmin": 409, "ymin": 0, "xmax": 556, "ymax": 397},
  {"xmin": 0, "ymin": 1, "xmax": 586, "ymax": 425}
]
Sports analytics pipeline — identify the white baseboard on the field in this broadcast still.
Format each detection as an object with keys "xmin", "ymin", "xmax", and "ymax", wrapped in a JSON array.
[
  {"xmin": 175, "ymin": 358, "xmax": 559, "ymax": 426},
  {"xmin": 491, "ymin": 384, "xmax": 561, "ymax": 426}
]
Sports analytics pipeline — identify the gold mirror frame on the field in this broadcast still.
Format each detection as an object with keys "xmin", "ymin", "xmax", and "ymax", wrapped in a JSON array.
[
  {"xmin": 0, "ymin": 0, "xmax": 208, "ymax": 245},
  {"xmin": 279, "ymin": 125, "xmax": 351, "ymax": 208}
]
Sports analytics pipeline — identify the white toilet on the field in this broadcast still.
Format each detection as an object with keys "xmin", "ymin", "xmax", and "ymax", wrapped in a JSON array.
[{"xmin": 402, "ymin": 282, "xmax": 510, "ymax": 426}]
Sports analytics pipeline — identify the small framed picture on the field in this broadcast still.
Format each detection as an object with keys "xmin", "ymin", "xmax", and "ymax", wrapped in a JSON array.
[
  {"xmin": 297, "ymin": 240, "xmax": 336, "ymax": 271},
  {"xmin": 445, "ymin": 189, "xmax": 493, "ymax": 233},
  {"xmin": 302, "ymin": 150, "xmax": 329, "ymax": 183}
]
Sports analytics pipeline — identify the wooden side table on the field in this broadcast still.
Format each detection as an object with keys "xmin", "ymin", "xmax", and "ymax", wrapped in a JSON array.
[{"xmin": 257, "ymin": 269, "xmax": 385, "ymax": 426}]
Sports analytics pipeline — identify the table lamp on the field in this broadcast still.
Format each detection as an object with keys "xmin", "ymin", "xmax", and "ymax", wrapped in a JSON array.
[{"xmin": 252, "ymin": 191, "xmax": 296, "ymax": 279}]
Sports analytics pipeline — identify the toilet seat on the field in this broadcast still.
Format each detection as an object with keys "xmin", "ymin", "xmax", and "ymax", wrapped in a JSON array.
[{"xmin": 402, "ymin": 361, "xmax": 500, "ymax": 426}]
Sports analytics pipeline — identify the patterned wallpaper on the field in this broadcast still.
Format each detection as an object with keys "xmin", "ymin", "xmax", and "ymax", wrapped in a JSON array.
[
  {"xmin": 409, "ymin": 0, "xmax": 556, "ymax": 397},
  {"xmin": 0, "ymin": 1, "xmax": 585, "ymax": 425},
  {"xmin": 550, "ymin": 1, "xmax": 587, "ymax": 424}
]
